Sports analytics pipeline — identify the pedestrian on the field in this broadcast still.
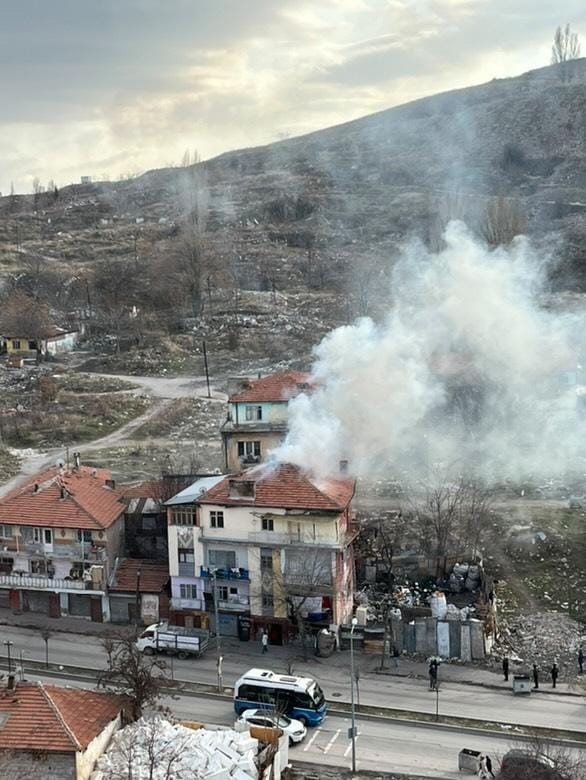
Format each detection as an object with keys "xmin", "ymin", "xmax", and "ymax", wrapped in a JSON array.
[
  {"xmin": 532, "ymin": 662, "xmax": 539, "ymax": 690},
  {"xmin": 579, "ymin": 646, "xmax": 584, "ymax": 675},
  {"xmin": 428, "ymin": 658, "xmax": 438, "ymax": 691},
  {"xmin": 392, "ymin": 645, "xmax": 400, "ymax": 669},
  {"xmin": 502, "ymin": 656, "xmax": 509, "ymax": 682},
  {"xmin": 478, "ymin": 754, "xmax": 488, "ymax": 779},
  {"xmin": 551, "ymin": 662, "xmax": 558, "ymax": 689},
  {"xmin": 261, "ymin": 630, "xmax": 269, "ymax": 654},
  {"xmin": 484, "ymin": 754, "xmax": 494, "ymax": 778}
]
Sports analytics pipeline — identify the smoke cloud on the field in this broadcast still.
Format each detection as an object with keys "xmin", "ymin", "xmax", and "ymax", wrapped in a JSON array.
[{"xmin": 275, "ymin": 221, "xmax": 582, "ymax": 483}]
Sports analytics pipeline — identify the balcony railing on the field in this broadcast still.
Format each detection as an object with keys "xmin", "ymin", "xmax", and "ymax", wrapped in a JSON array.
[
  {"xmin": 0, "ymin": 574, "xmax": 104, "ymax": 592},
  {"xmin": 200, "ymin": 566, "xmax": 250, "ymax": 581},
  {"xmin": 217, "ymin": 597, "xmax": 250, "ymax": 611},
  {"xmin": 20, "ymin": 541, "xmax": 105, "ymax": 561},
  {"xmin": 247, "ymin": 531, "xmax": 342, "ymax": 548},
  {"xmin": 170, "ymin": 597, "xmax": 204, "ymax": 611}
]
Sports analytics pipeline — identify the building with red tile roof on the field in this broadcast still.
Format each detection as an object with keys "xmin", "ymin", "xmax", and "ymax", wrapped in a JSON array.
[
  {"xmin": 0, "ymin": 465, "xmax": 126, "ymax": 623},
  {"xmin": 221, "ymin": 370, "xmax": 314, "ymax": 472},
  {"xmin": 109, "ymin": 558, "xmax": 170, "ymax": 624},
  {"xmin": 0, "ymin": 681, "xmax": 126, "ymax": 780},
  {"xmin": 167, "ymin": 462, "xmax": 355, "ymax": 642}
]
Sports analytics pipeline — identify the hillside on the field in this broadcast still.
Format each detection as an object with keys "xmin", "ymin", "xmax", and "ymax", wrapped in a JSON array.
[{"xmin": 1, "ymin": 59, "xmax": 586, "ymax": 371}]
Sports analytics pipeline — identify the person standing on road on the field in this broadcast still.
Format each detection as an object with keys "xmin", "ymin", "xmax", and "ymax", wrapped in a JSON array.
[
  {"xmin": 502, "ymin": 656, "xmax": 509, "ymax": 682},
  {"xmin": 484, "ymin": 754, "xmax": 495, "ymax": 778},
  {"xmin": 579, "ymin": 646, "xmax": 584, "ymax": 675},
  {"xmin": 428, "ymin": 658, "xmax": 438, "ymax": 691},
  {"xmin": 551, "ymin": 662, "xmax": 558, "ymax": 688},
  {"xmin": 532, "ymin": 662, "xmax": 539, "ymax": 690},
  {"xmin": 261, "ymin": 629, "xmax": 269, "ymax": 654}
]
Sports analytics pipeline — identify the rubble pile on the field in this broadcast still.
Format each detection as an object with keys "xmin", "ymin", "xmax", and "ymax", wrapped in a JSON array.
[
  {"xmin": 498, "ymin": 611, "xmax": 585, "ymax": 671},
  {"xmin": 93, "ymin": 716, "xmax": 259, "ymax": 780}
]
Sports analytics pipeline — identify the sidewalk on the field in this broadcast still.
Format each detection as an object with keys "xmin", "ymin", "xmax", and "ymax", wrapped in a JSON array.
[{"xmin": 0, "ymin": 607, "xmax": 582, "ymax": 697}]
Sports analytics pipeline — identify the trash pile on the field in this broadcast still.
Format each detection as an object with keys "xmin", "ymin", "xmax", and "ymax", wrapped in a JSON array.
[
  {"xmin": 93, "ymin": 716, "xmax": 260, "ymax": 780},
  {"xmin": 497, "ymin": 611, "xmax": 585, "ymax": 672},
  {"xmin": 440, "ymin": 562, "xmax": 482, "ymax": 593}
]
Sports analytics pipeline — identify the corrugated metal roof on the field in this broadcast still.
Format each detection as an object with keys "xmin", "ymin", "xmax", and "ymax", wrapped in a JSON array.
[{"xmin": 165, "ymin": 475, "xmax": 226, "ymax": 506}]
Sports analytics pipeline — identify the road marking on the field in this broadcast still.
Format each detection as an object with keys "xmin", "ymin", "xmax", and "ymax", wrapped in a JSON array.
[
  {"xmin": 303, "ymin": 728, "xmax": 321, "ymax": 751},
  {"xmin": 323, "ymin": 729, "xmax": 340, "ymax": 754},
  {"xmin": 343, "ymin": 732, "xmax": 359, "ymax": 757}
]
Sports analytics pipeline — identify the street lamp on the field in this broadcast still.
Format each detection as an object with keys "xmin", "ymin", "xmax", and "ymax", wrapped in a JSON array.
[
  {"xmin": 213, "ymin": 570, "xmax": 223, "ymax": 692},
  {"xmin": 3, "ymin": 640, "xmax": 13, "ymax": 674},
  {"xmin": 349, "ymin": 616, "xmax": 358, "ymax": 773}
]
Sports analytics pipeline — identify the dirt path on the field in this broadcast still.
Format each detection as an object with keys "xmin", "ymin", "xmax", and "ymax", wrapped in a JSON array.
[{"xmin": 0, "ymin": 373, "xmax": 228, "ymax": 497}]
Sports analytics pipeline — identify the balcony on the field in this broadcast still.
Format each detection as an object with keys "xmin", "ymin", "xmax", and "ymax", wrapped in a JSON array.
[
  {"xmin": 217, "ymin": 597, "xmax": 250, "ymax": 611},
  {"xmin": 21, "ymin": 541, "xmax": 105, "ymax": 561},
  {"xmin": 0, "ymin": 574, "xmax": 104, "ymax": 593},
  {"xmin": 247, "ymin": 531, "xmax": 343, "ymax": 548},
  {"xmin": 170, "ymin": 597, "xmax": 204, "ymax": 611},
  {"xmin": 200, "ymin": 566, "xmax": 250, "ymax": 581}
]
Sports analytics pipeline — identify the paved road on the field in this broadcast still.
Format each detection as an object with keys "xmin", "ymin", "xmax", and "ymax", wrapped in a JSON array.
[
  {"xmin": 18, "ymin": 670, "xmax": 534, "ymax": 779},
  {"xmin": 2, "ymin": 625, "xmax": 584, "ymax": 734}
]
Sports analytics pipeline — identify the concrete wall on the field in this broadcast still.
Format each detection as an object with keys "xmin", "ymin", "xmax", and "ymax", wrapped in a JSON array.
[
  {"xmin": 232, "ymin": 401, "xmax": 288, "ymax": 426},
  {"xmin": 225, "ymin": 430, "xmax": 284, "ymax": 471},
  {"xmin": 0, "ymin": 750, "xmax": 75, "ymax": 780},
  {"xmin": 390, "ymin": 616, "xmax": 485, "ymax": 660},
  {"xmin": 76, "ymin": 714, "xmax": 122, "ymax": 780}
]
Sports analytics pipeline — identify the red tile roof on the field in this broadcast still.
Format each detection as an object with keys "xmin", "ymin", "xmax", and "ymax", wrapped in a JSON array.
[
  {"xmin": 0, "ymin": 466, "xmax": 126, "ymax": 530},
  {"xmin": 110, "ymin": 558, "xmax": 169, "ymax": 593},
  {"xmin": 229, "ymin": 371, "xmax": 312, "ymax": 403},
  {"xmin": 119, "ymin": 480, "xmax": 163, "ymax": 500},
  {"xmin": 198, "ymin": 463, "xmax": 355, "ymax": 511},
  {"xmin": 0, "ymin": 682, "xmax": 126, "ymax": 752}
]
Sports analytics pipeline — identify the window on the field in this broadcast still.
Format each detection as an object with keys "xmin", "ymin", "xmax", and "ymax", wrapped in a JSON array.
[
  {"xmin": 229, "ymin": 586, "xmax": 238, "ymax": 596},
  {"xmin": 260, "ymin": 550, "xmax": 273, "ymax": 572},
  {"xmin": 0, "ymin": 526, "xmax": 13, "ymax": 538},
  {"xmin": 11, "ymin": 340, "xmax": 21, "ymax": 350},
  {"xmin": 142, "ymin": 517, "xmax": 157, "ymax": 532},
  {"xmin": 178, "ymin": 549, "xmax": 194, "ymax": 563},
  {"xmin": 180, "ymin": 584, "xmax": 197, "ymax": 600},
  {"xmin": 237, "ymin": 441, "xmax": 261, "ymax": 459},
  {"xmin": 217, "ymin": 585, "xmax": 229, "ymax": 600},
  {"xmin": 262, "ymin": 517, "xmax": 274, "ymax": 532},
  {"xmin": 77, "ymin": 530, "xmax": 92, "ymax": 543},
  {"xmin": 28, "ymin": 340, "xmax": 36, "ymax": 350},
  {"xmin": 262, "ymin": 594, "xmax": 274, "ymax": 608},
  {"xmin": 210, "ymin": 511, "xmax": 224, "ymax": 529},
  {"xmin": 245, "ymin": 405, "xmax": 262, "ymax": 421},
  {"xmin": 208, "ymin": 550, "xmax": 236, "ymax": 569},
  {"xmin": 171, "ymin": 507, "xmax": 195, "ymax": 526}
]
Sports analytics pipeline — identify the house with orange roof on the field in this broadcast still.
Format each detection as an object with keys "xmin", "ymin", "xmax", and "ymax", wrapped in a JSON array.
[
  {"xmin": 0, "ymin": 680, "xmax": 127, "ymax": 780},
  {"xmin": 166, "ymin": 463, "xmax": 355, "ymax": 644},
  {"xmin": 0, "ymin": 464, "xmax": 126, "ymax": 622},
  {"xmin": 220, "ymin": 370, "xmax": 313, "ymax": 472}
]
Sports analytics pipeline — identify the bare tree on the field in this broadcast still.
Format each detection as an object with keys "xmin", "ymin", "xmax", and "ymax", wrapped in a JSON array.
[
  {"xmin": 97, "ymin": 630, "xmax": 172, "ymax": 721},
  {"xmin": 551, "ymin": 24, "xmax": 581, "ymax": 81},
  {"xmin": 0, "ymin": 290, "xmax": 53, "ymax": 361},
  {"xmin": 406, "ymin": 469, "xmax": 494, "ymax": 576},
  {"xmin": 479, "ymin": 195, "xmax": 527, "ymax": 247},
  {"xmin": 497, "ymin": 733, "xmax": 586, "ymax": 779}
]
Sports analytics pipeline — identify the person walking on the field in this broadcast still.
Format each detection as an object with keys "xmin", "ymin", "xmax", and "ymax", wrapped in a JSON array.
[
  {"xmin": 428, "ymin": 659, "xmax": 438, "ymax": 691},
  {"xmin": 551, "ymin": 662, "xmax": 559, "ymax": 689},
  {"xmin": 478, "ymin": 754, "xmax": 488, "ymax": 779},
  {"xmin": 484, "ymin": 754, "xmax": 495, "ymax": 778},
  {"xmin": 532, "ymin": 662, "xmax": 539, "ymax": 690},
  {"xmin": 261, "ymin": 630, "xmax": 269, "ymax": 654},
  {"xmin": 502, "ymin": 656, "xmax": 509, "ymax": 682},
  {"xmin": 579, "ymin": 646, "xmax": 584, "ymax": 675}
]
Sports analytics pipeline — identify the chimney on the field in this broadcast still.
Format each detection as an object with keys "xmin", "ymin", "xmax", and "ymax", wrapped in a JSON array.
[
  {"xmin": 33, "ymin": 483, "xmax": 39, "ymax": 493},
  {"xmin": 339, "ymin": 460, "xmax": 349, "ymax": 475},
  {"xmin": 105, "ymin": 479, "xmax": 116, "ymax": 490},
  {"xmin": 60, "ymin": 485, "xmax": 67, "ymax": 499},
  {"xmin": 6, "ymin": 674, "xmax": 16, "ymax": 691}
]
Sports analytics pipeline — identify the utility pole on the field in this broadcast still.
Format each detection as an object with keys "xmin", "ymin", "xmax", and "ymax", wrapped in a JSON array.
[
  {"xmin": 213, "ymin": 570, "xmax": 223, "ymax": 692},
  {"xmin": 349, "ymin": 617, "xmax": 358, "ymax": 773},
  {"xmin": 202, "ymin": 340, "xmax": 211, "ymax": 398},
  {"xmin": 135, "ymin": 568, "xmax": 142, "ymax": 626},
  {"xmin": 41, "ymin": 629, "xmax": 51, "ymax": 669}
]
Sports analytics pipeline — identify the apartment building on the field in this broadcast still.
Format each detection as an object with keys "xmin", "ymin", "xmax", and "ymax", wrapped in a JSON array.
[
  {"xmin": 0, "ymin": 466, "xmax": 126, "ymax": 622},
  {"xmin": 166, "ymin": 464, "xmax": 355, "ymax": 643},
  {"xmin": 220, "ymin": 371, "xmax": 312, "ymax": 472}
]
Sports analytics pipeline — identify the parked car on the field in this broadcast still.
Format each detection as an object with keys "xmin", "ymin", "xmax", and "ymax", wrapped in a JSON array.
[{"xmin": 235, "ymin": 708, "xmax": 307, "ymax": 744}]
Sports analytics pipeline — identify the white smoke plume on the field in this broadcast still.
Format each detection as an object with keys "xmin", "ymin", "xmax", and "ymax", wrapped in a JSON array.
[{"xmin": 275, "ymin": 221, "xmax": 582, "ymax": 483}]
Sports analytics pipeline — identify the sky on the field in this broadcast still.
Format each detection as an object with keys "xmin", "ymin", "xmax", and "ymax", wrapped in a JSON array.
[{"xmin": 1, "ymin": 0, "xmax": 585, "ymax": 194}]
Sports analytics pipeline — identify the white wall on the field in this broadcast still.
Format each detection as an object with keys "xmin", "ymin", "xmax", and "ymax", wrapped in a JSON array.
[{"xmin": 75, "ymin": 713, "xmax": 121, "ymax": 780}]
